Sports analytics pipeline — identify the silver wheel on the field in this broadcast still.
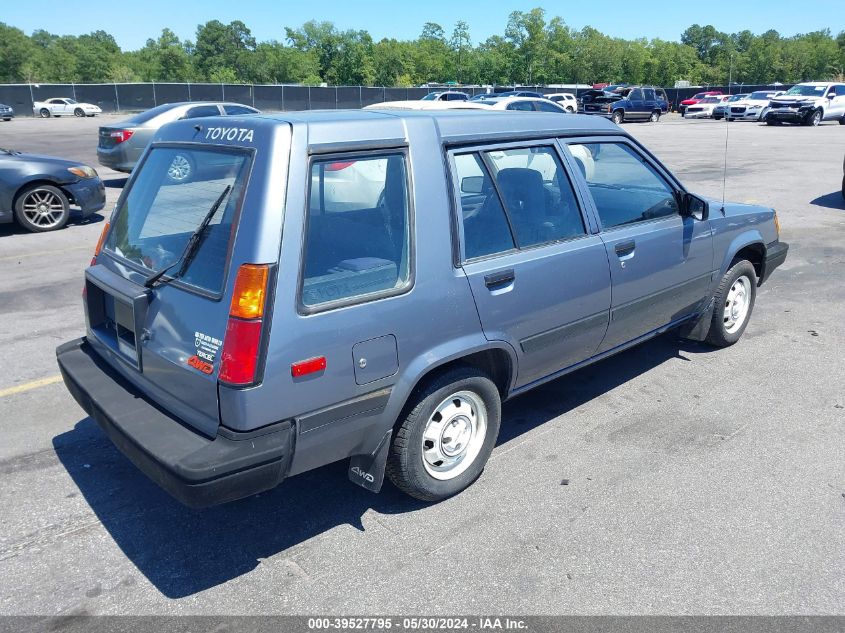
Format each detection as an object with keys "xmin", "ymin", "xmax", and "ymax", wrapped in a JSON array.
[
  {"xmin": 723, "ymin": 275, "xmax": 752, "ymax": 333},
  {"xmin": 39, "ymin": 108, "xmax": 50, "ymax": 118},
  {"xmin": 422, "ymin": 390, "xmax": 488, "ymax": 481},
  {"xmin": 167, "ymin": 154, "xmax": 193, "ymax": 182},
  {"xmin": 649, "ymin": 111, "xmax": 660, "ymax": 122},
  {"xmin": 21, "ymin": 188, "xmax": 67, "ymax": 229}
]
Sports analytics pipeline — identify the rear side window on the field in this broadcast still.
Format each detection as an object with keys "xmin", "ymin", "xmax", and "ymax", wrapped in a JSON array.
[
  {"xmin": 534, "ymin": 100, "xmax": 563, "ymax": 113},
  {"xmin": 644, "ymin": 88, "xmax": 656, "ymax": 100},
  {"xmin": 185, "ymin": 105, "xmax": 221, "ymax": 118},
  {"xmin": 568, "ymin": 142, "xmax": 677, "ymax": 229},
  {"xmin": 507, "ymin": 101, "xmax": 535, "ymax": 111},
  {"xmin": 105, "ymin": 147, "xmax": 251, "ymax": 294},
  {"xmin": 454, "ymin": 153, "xmax": 515, "ymax": 259},
  {"xmin": 302, "ymin": 154, "xmax": 411, "ymax": 309},
  {"xmin": 224, "ymin": 104, "xmax": 258, "ymax": 115}
]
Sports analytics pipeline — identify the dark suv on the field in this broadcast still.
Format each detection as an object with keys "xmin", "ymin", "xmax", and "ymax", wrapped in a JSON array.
[{"xmin": 583, "ymin": 86, "xmax": 669, "ymax": 124}]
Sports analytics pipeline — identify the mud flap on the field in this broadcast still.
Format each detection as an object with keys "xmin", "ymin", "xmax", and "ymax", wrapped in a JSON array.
[
  {"xmin": 348, "ymin": 429, "xmax": 391, "ymax": 493},
  {"xmin": 679, "ymin": 297, "xmax": 715, "ymax": 342}
]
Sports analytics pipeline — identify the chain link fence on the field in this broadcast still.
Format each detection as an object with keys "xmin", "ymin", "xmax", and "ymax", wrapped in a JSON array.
[{"xmin": 0, "ymin": 82, "xmax": 793, "ymax": 117}]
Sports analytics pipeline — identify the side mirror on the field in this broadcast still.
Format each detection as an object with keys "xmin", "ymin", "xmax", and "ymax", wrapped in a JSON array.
[
  {"xmin": 461, "ymin": 176, "xmax": 484, "ymax": 194},
  {"xmin": 677, "ymin": 192, "xmax": 709, "ymax": 221}
]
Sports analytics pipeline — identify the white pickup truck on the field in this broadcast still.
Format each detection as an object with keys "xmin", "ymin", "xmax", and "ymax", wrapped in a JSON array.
[{"xmin": 33, "ymin": 98, "xmax": 102, "ymax": 118}]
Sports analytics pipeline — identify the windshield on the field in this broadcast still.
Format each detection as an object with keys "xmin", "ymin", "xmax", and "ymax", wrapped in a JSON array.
[
  {"xmin": 728, "ymin": 94, "xmax": 747, "ymax": 102},
  {"xmin": 105, "ymin": 146, "xmax": 251, "ymax": 294},
  {"xmin": 785, "ymin": 85, "xmax": 826, "ymax": 96},
  {"xmin": 421, "ymin": 93, "xmax": 439, "ymax": 101},
  {"xmin": 749, "ymin": 92, "xmax": 775, "ymax": 100},
  {"xmin": 699, "ymin": 97, "xmax": 719, "ymax": 104}
]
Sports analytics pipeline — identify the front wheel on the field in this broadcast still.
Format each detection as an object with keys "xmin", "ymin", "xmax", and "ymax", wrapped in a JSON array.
[
  {"xmin": 804, "ymin": 109, "xmax": 822, "ymax": 126},
  {"xmin": 14, "ymin": 184, "xmax": 70, "ymax": 232},
  {"xmin": 74, "ymin": 108, "xmax": 85, "ymax": 117},
  {"xmin": 611, "ymin": 110, "xmax": 624, "ymax": 124},
  {"xmin": 705, "ymin": 260, "xmax": 757, "ymax": 347},
  {"xmin": 386, "ymin": 367, "xmax": 501, "ymax": 501},
  {"xmin": 649, "ymin": 110, "xmax": 660, "ymax": 122}
]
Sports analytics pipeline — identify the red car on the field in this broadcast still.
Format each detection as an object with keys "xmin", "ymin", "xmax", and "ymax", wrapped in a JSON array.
[{"xmin": 678, "ymin": 90, "xmax": 723, "ymax": 116}]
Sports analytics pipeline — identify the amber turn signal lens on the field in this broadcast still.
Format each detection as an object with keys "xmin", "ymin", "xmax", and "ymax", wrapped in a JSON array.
[
  {"xmin": 773, "ymin": 211, "xmax": 781, "ymax": 238},
  {"xmin": 229, "ymin": 264, "xmax": 269, "ymax": 320},
  {"xmin": 93, "ymin": 222, "xmax": 110, "ymax": 257}
]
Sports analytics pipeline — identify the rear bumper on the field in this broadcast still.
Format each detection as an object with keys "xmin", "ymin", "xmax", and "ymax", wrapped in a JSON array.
[
  {"xmin": 760, "ymin": 240, "xmax": 789, "ymax": 285},
  {"xmin": 56, "ymin": 338, "xmax": 294, "ymax": 508},
  {"xmin": 96, "ymin": 146, "xmax": 137, "ymax": 173},
  {"xmin": 65, "ymin": 179, "xmax": 106, "ymax": 216}
]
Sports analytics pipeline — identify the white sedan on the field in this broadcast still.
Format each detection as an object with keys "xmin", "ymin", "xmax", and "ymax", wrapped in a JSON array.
[
  {"xmin": 726, "ymin": 90, "xmax": 783, "ymax": 121},
  {"xmin": 684, "ymin": 96, "xmax": 729, "ymax": 119},
  {"xmin": 33, "ymin": 98, "xmax": 102, "ymax": 118},
  {"xmin": 544, "ymin": 92, "xmax": 578, "ymax": 112}
]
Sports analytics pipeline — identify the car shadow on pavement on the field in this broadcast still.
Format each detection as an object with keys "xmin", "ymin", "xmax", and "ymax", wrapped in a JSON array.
[
  {"xmin": 104, "ymin": 177, "xmax": 128, "ymax": 188},
  {"xmin": 52, "ymin": 332, "xmax": 710, "ymax": 599},
  {"xmin": 809, "ymin": 191, "xmax": 844, "ymax": 210},
  {"xmin": 0, "ymin": 212, "xmax": 104, "ymax": 236}
]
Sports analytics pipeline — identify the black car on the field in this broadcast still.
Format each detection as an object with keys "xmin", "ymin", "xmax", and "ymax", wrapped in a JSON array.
[
  {"xmin": 0, "ymin": 103, "xmax": 13, "ymax": 121},
  {"xmin": 0, "ymin": 148, "xmax": 105, "ymax": 232}
]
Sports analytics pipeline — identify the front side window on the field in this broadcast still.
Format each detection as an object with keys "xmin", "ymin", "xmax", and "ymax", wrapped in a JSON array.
[
  {"xmin": 629, "ymin": 89, "xmax": 643, "ymax": 100},
  {"xmin": 835, "ymin": 85, "xmax": 845, "ymax": 96},
  {"xmin": 568, "ymin": 142, "xmax": 678, "ymax": 229},
  {"xmin": 302, "ymin": 154, "xmax": 410, "ymax": 308},
  {"xmin": 105, "ymin": 147, "xmax": 251, "ymax": 294}
]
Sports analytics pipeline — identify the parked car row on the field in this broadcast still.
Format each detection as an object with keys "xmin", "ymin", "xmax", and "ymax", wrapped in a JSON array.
[{"xmin": 680, "ymin": 82, "xmax": 845, "ymax": 126}]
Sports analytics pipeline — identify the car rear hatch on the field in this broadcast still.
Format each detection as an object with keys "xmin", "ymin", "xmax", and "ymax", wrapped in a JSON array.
[{"xmin": 85, "ymin": 123, "xmax": 285, "ymax": 437}]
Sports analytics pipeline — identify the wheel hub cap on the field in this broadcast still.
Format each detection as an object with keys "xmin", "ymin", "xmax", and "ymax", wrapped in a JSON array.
[
  {"xmin": 724, "ymin": 276, "xmax": 751, "ymax": 333},
  {"xmin": 422, "ymin": 391, "xmax": 488, "ymax": 481}
]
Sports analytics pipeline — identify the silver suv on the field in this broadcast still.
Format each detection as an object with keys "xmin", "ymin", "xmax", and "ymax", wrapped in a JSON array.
[{"xmin": 58, "ymin": 110, "xmax": 788, "ymax": 507}]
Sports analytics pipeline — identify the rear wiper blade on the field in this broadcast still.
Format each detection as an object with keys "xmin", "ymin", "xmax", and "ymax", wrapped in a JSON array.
[{"xmin": 144, "ymin": 184, "xmax": 232, "ymax": 289}]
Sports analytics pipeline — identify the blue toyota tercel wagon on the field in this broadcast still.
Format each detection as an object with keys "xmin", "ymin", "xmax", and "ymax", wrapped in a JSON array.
[{"xmin": 57, "ymin": 110, "xmax": 788, "ymax": 506}]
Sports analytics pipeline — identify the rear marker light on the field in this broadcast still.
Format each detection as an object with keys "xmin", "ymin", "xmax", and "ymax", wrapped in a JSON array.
[
  {"xmin": 219, "ymin": 264, "xmax": 270, "ymax": 386},
  {"xmin": 291, "ymin": 357, "xmax": 327, "ymax": 378},
  {"xmin": 93, "ymin": 222, "xmax": 110, "ymax": 258}
]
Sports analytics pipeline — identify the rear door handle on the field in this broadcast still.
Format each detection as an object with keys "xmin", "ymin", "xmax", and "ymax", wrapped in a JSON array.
[
  {"xmin": 614, "ymin": 240, "xmax": 636, "ymax": 257},
  {"xmin": 484, "ymin": 269, "xmax": 515, "ymax": 288}
]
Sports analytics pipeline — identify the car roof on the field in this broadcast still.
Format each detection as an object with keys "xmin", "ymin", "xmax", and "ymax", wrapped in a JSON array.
[{"xmin": 244, "ymin": 108, "xmax": 616, "ymax": 148}]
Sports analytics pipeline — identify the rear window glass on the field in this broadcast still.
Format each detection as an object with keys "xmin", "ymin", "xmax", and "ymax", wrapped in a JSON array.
[
  {"xmin": 123, "ymin": 103, "xmax": 182, "ymax": 125},
  {"xmin": 104, "ymin": 146, "xmax": 251, "ymax": 294},
  {"xmin": 302, "ymin": 154, "xmax": 410, "ymax": 308}
]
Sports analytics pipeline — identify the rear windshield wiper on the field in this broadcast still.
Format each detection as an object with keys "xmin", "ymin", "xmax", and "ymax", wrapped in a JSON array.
[{"xmin": 144, "ymin": 184, "xmax": 232, "ymax": 289}]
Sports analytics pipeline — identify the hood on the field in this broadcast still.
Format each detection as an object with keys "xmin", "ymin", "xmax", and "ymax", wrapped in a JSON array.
[
  {"xmin": 0, "ymin": 150, "xmax": 86, "ymax": 170},
  {"xmin": 681, "ymin": 98, "xmax": 702, "ymax": 105},
  {"xmin": 591, "ymin": 94, "xmax": 624, "ymax": 104}
]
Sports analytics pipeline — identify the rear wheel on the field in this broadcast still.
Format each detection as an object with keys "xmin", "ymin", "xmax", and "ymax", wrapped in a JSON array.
[
  {"xmin": 649, "ymin": 110, "xmax": 661, "ymax": 122},
  {"xmin": 611, "ymin": 110, "xmax": 624, "ymax": 124},
  {"xmin": 14, "ymin": 184, "xmax": 70, "ymax": 232},
  {"xmin": 386, "ymin": 367, "xmax": 501, "ymax": 501},
  {"xmin": 705, "ymin": 260, "xmax": 757, "ymax": 348},
  {"xmin": 39, "ymin": 108, "xmax": 50, "ymax": 119}
]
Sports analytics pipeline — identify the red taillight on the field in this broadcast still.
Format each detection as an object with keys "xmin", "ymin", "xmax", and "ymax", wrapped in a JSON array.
[
  {"xmin": 219, "ymin": 318, "xmax": 263, "ymax": 385},
  {"xmin": 109, "ymin": 129, "xmax": 134, "ymax": 144},
  {"xmin": 219, "ymin": 264, "xmax": 270, "ymax": 386}
]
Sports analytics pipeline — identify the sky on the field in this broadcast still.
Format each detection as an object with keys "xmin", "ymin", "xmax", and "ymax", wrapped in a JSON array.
[{"xmin": 4, "ymin": 0, "xmax": 843, "ymax": 49}]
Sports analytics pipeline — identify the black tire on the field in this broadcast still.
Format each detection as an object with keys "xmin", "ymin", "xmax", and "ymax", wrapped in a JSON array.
[
  {"xmin": 838, "ymin": 115, "xmax": 845, "ymax": 125},
  {"xmin": 39, "ymin": 108, "xmax": 50, "ymax": 119},
  {"xmin": 804, "ymin": 109, "xmax": 822, "ymax": 126},
  {"xmin": 386, "ymin": 367, "xmax": 501, "ymax": 502},
  {"xmin": 611, "ymin": 110, "xmax": 624, "ymax": 124},
  {"xmin": 14, "ymin": 184, "xmax": 70, "ymax": 233},
  {"xmin": 705, "ymin": 260, "xmax": 757, "ymax": 348},
  {"xmin": 649, "ymin": 110, "xmax": 660, "ymax": 122},
  {"xmin": 766, "ymin": 118, "xmax": 781, "ymax": 125},
  {"xmin": 74, "ymin": 108, "xmax": 85, "ymax": 117}
]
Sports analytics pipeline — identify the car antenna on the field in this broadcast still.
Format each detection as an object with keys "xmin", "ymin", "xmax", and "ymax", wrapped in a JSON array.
[{"xmin": 720, "ymin": 54, "xmax": 733, "ymax": 213}]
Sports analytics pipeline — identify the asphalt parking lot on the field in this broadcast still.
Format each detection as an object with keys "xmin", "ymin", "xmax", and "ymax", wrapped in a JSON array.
[{"xmin": 0, "ymin": 113, "xmax": 843, "ymax": 616}]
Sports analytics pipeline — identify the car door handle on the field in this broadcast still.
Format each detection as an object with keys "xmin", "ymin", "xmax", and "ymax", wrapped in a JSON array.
[
  {"xmin": 484, "ymin": 269, "xmax": 515, "ymax": 288},
  {"xmin": 614, "ymin": 240, "xmax": 636, "ymax": 257}
]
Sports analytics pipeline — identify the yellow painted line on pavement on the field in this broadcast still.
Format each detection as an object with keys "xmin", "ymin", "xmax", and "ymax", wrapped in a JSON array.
[
  {"xmin": 0, "ymin": 245, "xmax": 90, "ymax": 262},
  {"xmin": 0, "ymin": 375, "xmax": 64, "ymax": 398}
]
